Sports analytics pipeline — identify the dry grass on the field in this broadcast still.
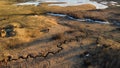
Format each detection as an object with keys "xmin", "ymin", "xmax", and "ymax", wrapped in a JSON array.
[
  {"xmin": 40, "ymin": 4, "xmax": 108, "ymax": 20},
  {"xmin": 0, "ymin": 1, "xmax": 46, "ymax": 15},
  {"xmin": 0, "ymin": 5, "xmax": 34, "ymax": 15},
  {"xmin": 0, "ymin": 15, "xmax": 58, "ymax": 60},
  {"xmin": 0, "ymin": 15, "xmax": 58, "ymax": 44},
  {"xmin": 0, "ymin": 2, "xmax": 59, "ymax": 58},
  {"xmin": 0, "ymin": 1, "xmax": 13, "ymax": 5},
  {"xmin": 0, "ymin": 1, "xmax": 58, "ymax": 55},
  {"xmin": 0, "ymin": 1, "xmax": 119, "ymax": 66},
  {"xmin": 42, "ymin": 4, "xmax": 96, "ymax": 13},
  {"xmin": 40, "ymin": 3, "xmax": 120, "ymax": 21}
]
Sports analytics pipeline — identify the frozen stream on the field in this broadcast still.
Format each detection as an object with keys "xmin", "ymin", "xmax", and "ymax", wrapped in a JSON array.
[{"xmin": 47, "ymin": 13, "xmax": 110, "ymax": 24}]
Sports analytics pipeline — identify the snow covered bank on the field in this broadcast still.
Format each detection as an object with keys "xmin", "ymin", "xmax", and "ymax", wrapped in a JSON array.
[{"xmin": 15, "ymin": 0, "xmax": 109, "ymax": 9}]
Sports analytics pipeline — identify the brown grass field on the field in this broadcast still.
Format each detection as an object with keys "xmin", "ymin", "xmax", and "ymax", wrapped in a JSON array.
[{"xmin": 0, "ymin": 1, "xmax": 120, "ymax": 68}]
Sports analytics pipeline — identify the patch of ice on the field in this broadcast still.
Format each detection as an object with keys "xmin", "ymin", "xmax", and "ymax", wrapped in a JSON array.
[
  {"xmin": 47, "ymin": 13, "xmax": 67, "ymax": 17},
  {"xmin": 110, "ymin": 1, "xmax": 118, "ymax": 4},
  {"xmin": 84, "ymin": 19, "xmax": 110, "ymax": 24},
  {"xmin": 47, "ymin": 13, "xmax": 110, "ymax": 24},
  {"xmin": 16, "ymin": 1, "xmax": 40, "ymax": 6},
  {"xmin": 76, "ymin": 19, "xmax": 86, "ymax": 22},
  {"xmin": 110, "ymin": 1, "xmax": 118, "ymax": 5},
  {"xmin": 116, "ymin": 5, "xmax": 120, "ymax": 6},
  {"xmin": 100, "ymin": 1, "xmax": 118, "ymax": 6},
  {"xmin": 100, "ymin": 1, "xmax": 108, "ymax": 5},
  {"xmin": 39, "ymin": 0, "xmax": 60, "ymax": 2},
  {"xmin": 95, "ymin": 21, "xmax": 110, "ymax": 24},
  {"xmin": 15, "ymin": 0, "xmax": 109, "ymax": 9},
  {"xmin": 89, "ymin": 2, "xmax": 108, "ymax": 9},
  {"xmin": 67, "ymin": 16, "xmax": 76, "ymax": 20},
  {"xmin": 85, "ymin": 54, "xmax": 90, "ymax": 57},
  {"xmin": 46, "ymin": 0, "xmax": 108, "ymax": 9}
]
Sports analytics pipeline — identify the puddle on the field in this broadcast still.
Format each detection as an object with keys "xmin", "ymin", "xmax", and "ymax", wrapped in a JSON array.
[
  {"xmin": 15, "ymin": 0, "xmax": 110, "ymax": 9},
  {"xmin": 47, "ymin": 13, "xmax": 110, "ymax": 24}
]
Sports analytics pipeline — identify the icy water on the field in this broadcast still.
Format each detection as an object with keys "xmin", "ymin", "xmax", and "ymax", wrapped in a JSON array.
[
  {"xmin": 47, "ymin": 13, "xmax": 110, "ymax": 24},
  {"xmin": 16, "ymin": 0, "xmax": 109, "ymax": 9}
]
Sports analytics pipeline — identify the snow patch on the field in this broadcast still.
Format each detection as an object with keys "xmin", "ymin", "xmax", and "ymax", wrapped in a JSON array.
[
  {"xmin": 15, "ymin": 0, "xmax": 109, "ymax": 9},
  {"xmin": 16, "ymin": 1, "xmax": 40, "ymax": 6}
]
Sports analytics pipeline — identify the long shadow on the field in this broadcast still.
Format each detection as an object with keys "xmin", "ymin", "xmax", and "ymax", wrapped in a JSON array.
[
  {"xmin": 4, "ymin": 43, "xmax": 95, "ymax": 68},
  {"xmin": 9, "ymin": 34, "xmax": 61, "ymax": 49},
  {"xmin": 0, "ymin": 13, "xmax": 42, "ymax": 17},
  {"xmin": 25, "ymin": 44, "xmax": 120, "ymax": 68},
  {"xmin": 1, "ymin": 41, "xmax": 120, "ymax": 68}
]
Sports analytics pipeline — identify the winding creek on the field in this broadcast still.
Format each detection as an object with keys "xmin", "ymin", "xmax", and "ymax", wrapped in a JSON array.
[
  {"xmin": 47, "ymin": 13, "xmax": 110, "ymax": 24},
  {"xmin": 14, "ymin": 0, "xmax": 119, "ymax": 25}
]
